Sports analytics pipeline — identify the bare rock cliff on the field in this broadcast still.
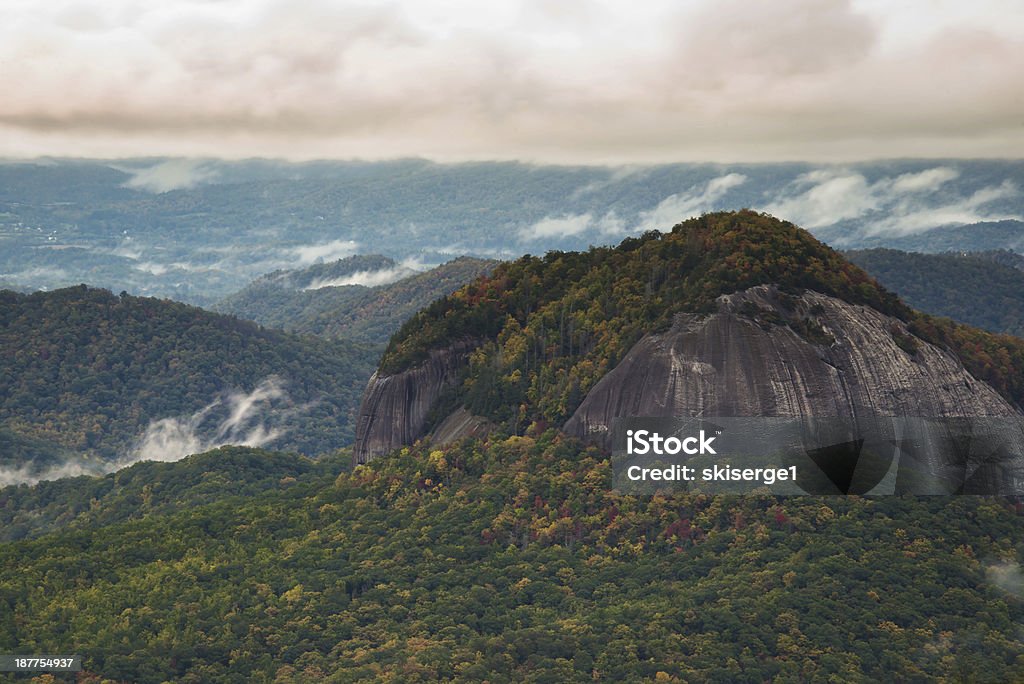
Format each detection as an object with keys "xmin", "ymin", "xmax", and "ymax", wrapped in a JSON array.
[
  {"xmin": 564, "ymin": 285, "xmax": 1018, "ymax": 447},
  {"xmin": 352, "ymin": 341, "xmax": 478, "ymax": 464}
]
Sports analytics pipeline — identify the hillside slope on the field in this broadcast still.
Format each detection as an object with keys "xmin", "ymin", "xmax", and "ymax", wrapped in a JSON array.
[
  {"xmin": 0, "ymin": 446, "xmax": 324, "ymax": 541},
  {"xmin": 846, "ymin": 248, "xmax": 1024, "ymax": 336},
  {"xmin": 356, "ymin": 211, "xmax": 1024, "ymax": 462},
  {"xmin": 0, "ymin": 286, "xmax": 377, "ymax": 470},
  {"xmin": 214, "ymin": 256, "xmax": 497, "ymax": 343}
]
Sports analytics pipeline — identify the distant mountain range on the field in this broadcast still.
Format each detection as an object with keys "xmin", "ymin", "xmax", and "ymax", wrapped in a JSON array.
[
  {"xmin": 831, "ymin": 219, "xmax": 1024, "ymax": 253},
  {"xmin": 2, "ymin": 158, "xmax": 1022, "ymax": 302}
]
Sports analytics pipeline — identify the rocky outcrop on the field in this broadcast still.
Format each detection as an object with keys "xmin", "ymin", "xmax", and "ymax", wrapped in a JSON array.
[
  {"xmin": 352, "ymin": 341, "xmax": 479, "ymax": 464},
  {"xmin": 564, "ymin": 285, "xmax": 1019, "ymax": 447}
]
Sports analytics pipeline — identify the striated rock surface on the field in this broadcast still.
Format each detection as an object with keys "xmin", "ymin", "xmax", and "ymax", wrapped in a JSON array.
[
  {"xmin": 352, "ymin": 340, "xmax": 478, "ymax": 464},
  {"xmin": 429, "ymin": 407, "xmax": 495, "ymax": 449},
  {"xmin": 564, "ymin": 285, "xmax": 1019, "ymax": 447}
]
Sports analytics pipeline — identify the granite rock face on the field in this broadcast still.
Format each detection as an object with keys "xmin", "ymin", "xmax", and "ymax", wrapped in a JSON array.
[
  {"xmin": 353, "ymin": 285, "xmax": 1020, "ymax": 461},
  {"xmin": 352, "ymin": 341, "xmax": 478, "ymax": 465},
  {"xmin": 564, "ymin": 285, "xmax": 1019, "ymax": 447}
]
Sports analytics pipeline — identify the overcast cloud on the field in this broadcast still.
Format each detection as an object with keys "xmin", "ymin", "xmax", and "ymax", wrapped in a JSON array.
[
  {"xmin": 290, "ymin": 239, "xmax": 359, "ymax": 264},
  {"xmin": 640, "ymin": 173, "xmax": 749, "ymax": 228},
  {"xmin": 1, "ymin": 0, "xmax": 1022, "ymax": 161}
]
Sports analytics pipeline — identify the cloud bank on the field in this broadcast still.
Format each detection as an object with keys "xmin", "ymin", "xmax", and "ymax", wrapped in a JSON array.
[
  {"xmin": 123, "ymin": 159, "xmax": 219, "ymax": 193},
  {"xmin": 987, "ymin": 561, "xmax": 1024, "ymax": 599},
  {"xmin": 761, "ymin": 166, "xmax": 1020, "ymax": 235},
  {"xmin": 520, "ymin": 172, "xmax": 748, "ymax": 241},
  {"xmin": 0, "ymin": 378, "xmax": 298, "ymax": 487},
  {"xmin": 127, "ymin": 377, "xmax": 293, "ymax": 465},
  {"xmin": 520, "ymin": 213, "xmax": 595, "ymax": 241},
  {"xmin": 0, "ymin": 460, "xmax": 104, "ymax": 488},
  {"xmin": 1, "ymin": 0, "xmax": 1022, "ymax": 161},
  {"xmin": 304, "ymin": 258, "xmax": 425, "ymax": 289},
  {"xmin": 639, "ymin": 173, "xmax": 748, "ymax": 229}
]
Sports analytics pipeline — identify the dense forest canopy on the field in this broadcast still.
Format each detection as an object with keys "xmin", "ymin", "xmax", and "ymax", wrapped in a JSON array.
[
  {"xmin": 845, "ymin": 248, "xmax": 1024, "ymax": 337},
  {"xmin": 1, "ymin": 438, "xmax": 1022, "ymax": 681}
]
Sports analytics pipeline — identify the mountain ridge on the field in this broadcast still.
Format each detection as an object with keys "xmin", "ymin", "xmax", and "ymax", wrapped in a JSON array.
[{"xmin": 214, "ymin": 255, "xmax": 497, "ymax": 343}]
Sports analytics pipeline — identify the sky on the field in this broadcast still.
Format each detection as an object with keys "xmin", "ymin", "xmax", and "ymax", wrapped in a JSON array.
[{"xmin": 1, "ymin": 0, "xmax": 1023, "ymax": 163}]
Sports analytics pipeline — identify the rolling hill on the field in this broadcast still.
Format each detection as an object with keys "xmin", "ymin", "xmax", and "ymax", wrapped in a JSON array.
[{"xmin": 0, "ymin": 286, "xmax": 378, "ymax": 477}]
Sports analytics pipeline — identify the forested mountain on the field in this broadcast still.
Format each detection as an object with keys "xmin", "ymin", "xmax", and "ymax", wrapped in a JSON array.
[
  {"xmin": 2, "ymin": 437, "xmax": 1022, "ymax": 681},
  {"xmin": 0, "ymin": 286, "xmax": 378, "ymax": 474},
  {"xmin": 214, "ymin": 256, "xmax": 496, "ymax": 343},
  {"xmin": 846, "ymin": 249, "xmax": 1024, "ymax": 336},
  {"xmin": 368, "ymin": 211, "xmax": 1024, "ymax": 455}
]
